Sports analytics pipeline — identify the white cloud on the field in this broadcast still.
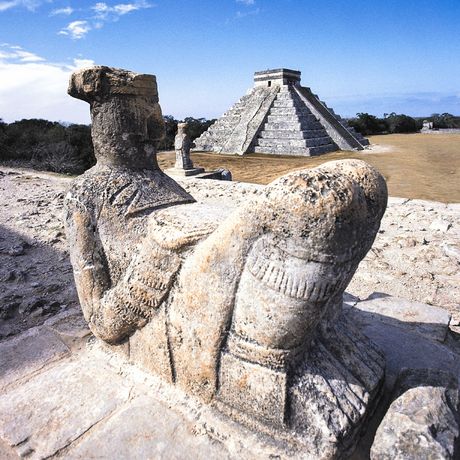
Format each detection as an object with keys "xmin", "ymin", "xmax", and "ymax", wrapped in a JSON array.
[
  {"xmin": 91, "ymin": 1, "xmax": 151, "ymax": 20},
  {"xmin": 50, "ymin": 6, "xmax": 73, "ymax": 16},
  {"xmin": 72, "ymin": 58, "xmax": 95, "ymax": 68},
  {"xmin": 236, "ymin": 0, "xmax": 255, "ymax": 5},
  {"xmin": 114, "ymin": 3, "xmax": 138, "ymax": 14},
  {"xmin": 0, "ymin": 0, "xmax": 45, "ymax": 12},
  {"xmin": 59, "ymin": 20, "xmax": 91, "ymax": 39},
  {"xmin": 57, "ymin": 1, "xmax": 153, "ymax": 39},
  {"xmin": 0, "ymin": 1, "xmax": 17, "ymax": 11},
  {"xmin": 0, "ymin": 45, "xmax": 45, "ymax": 62},
  {"xmin": 91, "ymin": 1, "xmax": 108, "ymax": 17},
  {"xmin": 0, "ymin": 44, "xmax": 94, "ymax": 123},
  {"xmin": 236, "ymin": 7, "xmax": 260, "ymax": 18}
]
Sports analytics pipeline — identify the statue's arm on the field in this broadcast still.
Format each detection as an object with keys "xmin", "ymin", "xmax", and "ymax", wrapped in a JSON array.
[
  {"xmin": 65, "ymin": 206, "xmax": 111, "ymax": 324},
  {"xmin": 66, "ymin": 206, "xmax": 145, "ymax": 343},
  {"xmin": 66, "ymin": 200, "xmax": 181, "ymax": 343}
]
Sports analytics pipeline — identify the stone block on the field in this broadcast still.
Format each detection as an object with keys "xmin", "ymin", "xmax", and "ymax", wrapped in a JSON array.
[
  {"xmin": 371, "ymin": 369, "xmax": 460, "ymax": 459},
  {"xmin": 352, "ymin": 292, "xmax": 451, "ymax": 342},
  {"xmin": 0, "ymin": 352, "xmax": 132, "ymax": 459},
  {"xmin": 64, "ymin": 396, "xmax": 229, "ymax": 460},
  {"xmin": 0, "ymin": 326, "xmax": 69, "ymax": 391},
  {"xmin": 347, "ymin": 304, "xmax": 460, "ymax": 389},
  {"xmin": 217, "ymin": 351, "xmax": 287, "ymax": 426},
  {"xmin": 166, "ymin": 166, "xmax": 205, "ymax": 177},
  {"xmin": 44, "ymin": 309, "xmax": 91, "ymax": 351}
]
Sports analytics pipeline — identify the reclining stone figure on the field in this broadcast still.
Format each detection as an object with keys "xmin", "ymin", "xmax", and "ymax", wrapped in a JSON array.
[{"xmin": 65, "ymin": 66, "xmax": 388, "ymax": 458}]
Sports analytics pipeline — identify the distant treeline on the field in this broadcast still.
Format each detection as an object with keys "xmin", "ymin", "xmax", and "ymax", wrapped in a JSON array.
[
  {"xmin": 347, "ymin": 112, "xmax": 460, "ymax": 136},
  {"xmin": 0, "ymin": 116, "xmax": 215, "ymax": 174},
  {"xmin": 0, "ymin": 118, "xmax": 94, "ymax": 174},
  {"xmin": 1, "ymin": 113, "xmax": 458, "ymax": 174},
  {"xmin": 161, "ymin": 116, "xmax": 216, "ymax": 151}
]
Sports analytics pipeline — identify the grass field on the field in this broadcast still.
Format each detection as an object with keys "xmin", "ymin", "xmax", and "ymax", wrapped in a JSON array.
[{"xmin": 158, "ymin": 133, "xmax": 460, "ymax": 203}]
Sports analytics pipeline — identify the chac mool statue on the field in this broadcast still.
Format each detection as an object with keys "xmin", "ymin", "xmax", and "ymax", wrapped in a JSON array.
[{"xmin": 65, "ymin": 66, "xmax": 388, "ymax": 458}]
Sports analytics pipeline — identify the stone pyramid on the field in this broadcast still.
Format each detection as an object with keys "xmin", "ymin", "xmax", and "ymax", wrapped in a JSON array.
[{"xmin": 194, "ymin": 69, "xmax": 369, "ymax": 156}]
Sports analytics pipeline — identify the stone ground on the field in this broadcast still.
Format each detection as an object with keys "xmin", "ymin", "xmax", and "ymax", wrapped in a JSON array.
[{"xmin": 1, "ymin": 165, "xmax": 460, "ymax": 458}]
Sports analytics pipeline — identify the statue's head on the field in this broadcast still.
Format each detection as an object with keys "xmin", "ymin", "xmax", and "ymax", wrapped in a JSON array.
[
  {"xmin": 68, "ymin": 66, "xmax": 165, "ymax": 169},
  {"xmin": 177, "ymin": 122, "xmax": 188, "ymax": 133}
]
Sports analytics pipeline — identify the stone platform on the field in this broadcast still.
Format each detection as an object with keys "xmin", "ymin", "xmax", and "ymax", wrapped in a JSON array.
[
  {"xmin": 0, "ymin": 293, "xmax": 457, "ymax": 459},
  {"xmin": 1, "ymin": 165, "xmax": 459, "ymax": 459}
]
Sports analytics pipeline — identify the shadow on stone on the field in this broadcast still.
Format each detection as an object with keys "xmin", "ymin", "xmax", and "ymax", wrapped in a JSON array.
[
  {"xmin": 348, "ymin": 302, "xmax": 460, "ymax": 459},
  {"xmin": 0, "ymin": 224, "xmax": 79, "ymax": 340}
]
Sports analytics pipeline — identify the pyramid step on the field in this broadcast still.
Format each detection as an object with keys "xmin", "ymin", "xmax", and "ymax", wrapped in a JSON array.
[
  {"xmin": 263, "ymin": 120, "xmax": 324, "ymax": 131},
  {"xmin": 212, "ymin": 119, "xmax": 241, "ymax": 127},
  {"xmin": 254, "ymin": 143, "xmax": 337, "ymax": 156},
  {"xmin": 257, "ymin": 138, "xmax": 309, "ymax": 149},
  {"xmin": 269, "ymin": 107, "xmax": 312, "ymax": 116},
  {"xmin": 253, "ymin": 145, "xmax": 312, "ymax": 155},
  {"xmin": 274, "ymin": 93, "xmax": 295, "ymax": 101},
  {"xmin": 262, "ymin": 121, "xmax": 304, "ymax": 130},
  {"xmin": 272, "ymin": 100, "xmax": 297, "ymax": 108},
  {"xmin": 258, "ymin": 129, "xmax": 327, "ymax": 139},
  {"xmin": 304, "ymin": 137, "xmax": 336, "ymax": 147},
  {"xmin": 267, "ymin": 114, "xmax": 318, "ymax": 123},
  {"xmin": 256, "ymin": 136, "xmax": 334, "ymax": 149}
]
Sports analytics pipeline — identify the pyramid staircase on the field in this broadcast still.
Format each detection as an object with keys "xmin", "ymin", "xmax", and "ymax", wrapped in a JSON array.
[
  {"xmin": 253, "ymin": 85, "xmax": 337, "ymax": 156},
  {"xmin": 295, "ymin": 86, "xmax": 369, "ymax": 150},
  {"xmin": 193, "ymin": 69, "xmax": 369, "ymax": 156},
  {"xmin": 194, "ymin": 86, "xmax": 278, "ymax": 154}
]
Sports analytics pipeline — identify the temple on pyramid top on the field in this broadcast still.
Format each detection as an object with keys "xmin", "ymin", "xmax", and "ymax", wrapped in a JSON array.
[
  {"xmin": 254, "ymin": 68, "xmax": 301, "ymax": 87},
  {"xmin": 193, "ymin": 68, "xmax": 369, "ymax": 156}
]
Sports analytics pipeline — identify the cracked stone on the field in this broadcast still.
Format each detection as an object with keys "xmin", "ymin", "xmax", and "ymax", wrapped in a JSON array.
[
  {"xmin": 0, "ymin": 326, "xmax": 69, "ymax": 391},
  {"xmin": 0, "ymin": 352, "xmax": 132, "ymax": 459},
  {"xmin": 350, "ymin": 292, "xmax": 451, "ymax": 342},
  {"xmin": 63, "ymin": 395, "xmax": 229, "ymax": 460}
]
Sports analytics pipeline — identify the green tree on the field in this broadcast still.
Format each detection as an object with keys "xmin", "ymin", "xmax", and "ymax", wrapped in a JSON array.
[
  {"xmin": 0, "ymin": 119, "xmax": 96, "ymax": 174},
  {"xmin": 161, "ymin": 115, "xmax": 178, "ymax": 150},
  {"xmin": 0, "ymin": 118, "xmax": 8, "ymax": 159},
  {"xmin": 347, "ymin": 113, "xmax": 386, "ymax": 135},
  {"xmin": 160, "ymin": 116, "xmax": 216, "ymax": 150},
  {"xmin": 182, "ymin": 117, "xmax": 216, "ymax": 141},
  {"xmin": 430, "ymin": 113, "xmax": 459, "ymax": 129},
  {"xmin": 384, "ymin": 113, "xmax": 418, "ymax": 133}
]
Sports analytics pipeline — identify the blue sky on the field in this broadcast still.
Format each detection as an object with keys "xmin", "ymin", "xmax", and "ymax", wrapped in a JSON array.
[{"xmin": 0, "ymin": 0, "xmax": 459, "ymax": 124}]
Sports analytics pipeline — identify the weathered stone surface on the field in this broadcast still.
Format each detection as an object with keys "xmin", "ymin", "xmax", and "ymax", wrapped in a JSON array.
[
  {"xmin": 347, "ymin": 196, "xmax": 460, "ymax": 319},
  {"xmin": 194, "ymin": 68, "xmax": 368, "ymax": 155},
  {"xmin": 44, "ymin": 308, "xmax": 91, "ymax": 350},
  {"xmin": 65, "ymin": 66, "xmax": 193, "ymax": 344},
  {"xmin": 343, "ymin": 291, "xmax": 360, "ymax": 309},
  {"xmin": 0, "ymin": 353, "xmax": 132, "ymax": 459},
  {"xmin": 169, "ymin": 159, "xmax": 387, "ymax": 400},
  {"xmin": 371, "ymin": 369, "xmax": 460, "ymax": 460},
  {"xmin": 442, "ymin": 242, "xmax": 460, "ymax": 262},
  {"xmin": 352, "ymin": 292, "xmax": 451, "ymax": 342},
  {"xmin": 168, "ymin": 122, "xmax": 204, "ymax": 177},
  {"xmin": 430, "ymin": 217, "xmax": 452, "ymax": 232},
  {"xmin": 63, "ymin": 395, "xmax": 229, "ymax": 460},
  {"xmin": 129, "ymin": 308, "xmax": 173, "ymax": 383},
  {"xmin": 253, "ymin": 85, "xmax": 337, "ymax": 156},
  {"xmin": 347, "ymin": 305, "xmax": 460, "ymax": 389},
  {"xmin": 0, "ymin": 326, "xmax": 69, "ymax": 390},
  {"xmin": 194, "ymin": 85, "xmax": 279, "ymax": 155},
  {"xmin": 65, "ymin": 66, "xmax": 388, "ymax": 458}
]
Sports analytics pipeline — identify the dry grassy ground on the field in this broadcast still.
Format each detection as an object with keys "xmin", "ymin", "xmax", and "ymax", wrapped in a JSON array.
[{"xmin": 158, "ymin": 133, "xmax": 460, "ymax": 203}]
